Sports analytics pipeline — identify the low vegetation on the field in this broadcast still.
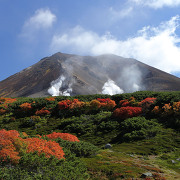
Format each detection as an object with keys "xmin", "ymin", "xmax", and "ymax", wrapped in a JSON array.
[{"xmin": 0, "ymin": 91, "xmax": 180, "ymax": 179}]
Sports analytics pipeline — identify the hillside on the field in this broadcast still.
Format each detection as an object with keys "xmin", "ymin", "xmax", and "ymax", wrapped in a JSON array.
[
  {"xmin": 0, "ymin": 52, "xmax": 180, "ymax": 97},
  {"xmin": 0, "ymin": 91, "xmax": 180, "ymax": 179}
]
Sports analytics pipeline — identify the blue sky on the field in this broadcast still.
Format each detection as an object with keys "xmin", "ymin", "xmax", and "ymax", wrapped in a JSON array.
[{"xmin": 1, "ymin": 0, "xmax": 180, "ymax": 81}]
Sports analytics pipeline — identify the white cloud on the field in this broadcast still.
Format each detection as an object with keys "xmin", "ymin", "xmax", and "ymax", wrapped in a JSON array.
[
  {"xmin": 130, "ymin": 0, "xmax": 180, "ymax": 9},
  {"xmin": 50, "ymin": 15, "xmax": 180, "ymax": 74},
  {"xmin": 24, "ymin": 8, "xmax": 56, "ymax": 29},
  {"xmin": 20, "ymin": 8, "xmax": 56, "ymax": 40},
  {"xmin": 109, "ymin": 6, "xmax": 133, "ymax": 20}
]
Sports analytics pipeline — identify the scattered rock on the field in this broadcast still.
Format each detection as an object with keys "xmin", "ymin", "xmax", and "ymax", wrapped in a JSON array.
[
  {"xmin": 105, "ymin": 143, "xmax": 112, "ymax": 149},
  {"xmin": 141, "ymin": 172, "xmax": 153, "ymax": 178},
  {"xmin": 176, "ymin": 158, "xmax": 180, "ymax": 161},
  {"xmin": 171, "ymin": 160, "xmax": 176, "ymax": 164},
  {"xmin": 130, "ymin": 154, "xmax": 134, "ymax": 157}
]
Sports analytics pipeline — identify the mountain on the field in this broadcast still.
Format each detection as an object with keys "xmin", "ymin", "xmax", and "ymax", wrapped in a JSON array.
[{"xmin": 0, "ymin": 52, "xmax": 180, "ymax": 97}]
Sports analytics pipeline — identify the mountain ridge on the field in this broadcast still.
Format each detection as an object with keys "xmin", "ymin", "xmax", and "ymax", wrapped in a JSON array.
[{"xmin": 0, "ymin": 52, "xmax": 180, "ymax": 97}]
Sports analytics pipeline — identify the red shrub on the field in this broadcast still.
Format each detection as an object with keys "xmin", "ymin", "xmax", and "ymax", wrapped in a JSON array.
[
  {"xmin": 97, "ymin": 98, "xmax": 111, "ymax": 103},
  {"xmin": 162, "ymin": 103, "xmax": 173, "ymax": 116},
  {"xmin": 19, "ymin": 103, "xmax": 32, "ymax": 111},
  {"xmin": 69, "ymin": 99, "xmax": 85, "ymax": 109},
  {"xmin": 139, "ymin": 98, "xmax": 156, "ymax": 108},
  {"xmin": 113, "ymin": 106, "xmax": 142, "ymax": 119},
  {"xmin": 173, "ymin": 101, "xmax": 180, "ymax": 115},
  {"xmin": 0, "ymin": 130, "xmax": 65, "ymax": 163},
  {"xmin": 0, "ymin": 97, "xmax": 17, "ymax": 104},
  {"xmin": 152, "ymin": 106, "xmax": 160, "ymax": 114},
  {"xmin": 119, "ymin": 100, "xmax": 131, "ymax": 107},
  {"xmin": 25, "ymin": 138, "xmax": 65, "ymax": 160},
  {"xmin": 90, "ymin": 98, "xmax": 116, "ymax": 110},
  {"xmin": 35, "ymin": 108, "xmax": 51, "ymax": 116},
  {"xmin": 45, "ymin": 97, "xmax": 56, "ymax": 101},
  {"xmin": 58, "ymin": 100, "xmax": 72, "ymax": 110},
  {"xmin": 0, "ymin": 129, "xmax": 21, "ymax": 164},
  {"xmin": 46, "ymin": 132, "xmax": 80, "ymax": 142},
  {"xmin": 97, "ymin": 98, "xmax": 116, "ymax": 110}
]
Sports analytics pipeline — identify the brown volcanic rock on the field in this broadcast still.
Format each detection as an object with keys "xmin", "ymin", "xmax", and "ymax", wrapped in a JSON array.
[{"xmin": 0, "ymin": 52, "xmax": 180, "ymax": 97}]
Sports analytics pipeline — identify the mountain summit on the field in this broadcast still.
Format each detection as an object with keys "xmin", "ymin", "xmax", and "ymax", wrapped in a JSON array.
[{"xmin": 0, "ymin": 52, "xmax": 180, "ymax": 97}]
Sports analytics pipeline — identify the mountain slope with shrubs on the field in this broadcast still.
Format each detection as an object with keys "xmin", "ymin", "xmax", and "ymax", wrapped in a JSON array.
[{"xmin": 0, "ymin": 91, "xmax": 180, "ymax": 179}]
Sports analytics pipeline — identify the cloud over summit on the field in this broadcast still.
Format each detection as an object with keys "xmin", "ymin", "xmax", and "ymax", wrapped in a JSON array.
[{"xmin": 50, "ymin": 16, "xmax": 180, "ymax": 74}]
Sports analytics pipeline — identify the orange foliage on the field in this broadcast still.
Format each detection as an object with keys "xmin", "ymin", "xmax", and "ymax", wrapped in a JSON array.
[
  {"xmin": 0, "ymin": 97, "xmax": 17, "ymax": 104},
  {"xmin": 19, "ymin": 103, "xmax": 32, "ymax": 111},
  {"xmin": 45, "ymin": 97, "xmax": 56, "ymax": 101},
  {"xmin": 0, "ymin": 108, "xmax": 7, "ymax": 115},
  {"xmin": 0, "ymin": 97, "xmax": 17, "ymax": 115},
  {"xmin": 46, "ymin": 132, "xmax": 80, "ymax": 142},
  {"xmin": 119, "ymin": 97, "xmax": 138, "ymax": 107},
  {"xmin": 152, "ymin": 106, "xmax": 160, "ymax": 114},
  {"xmin": 21, "ymin": 132, "xmax": 28, "ymax": 138},
  {"xmin": 139, "ymin": 98, "xmax": 156, "ymax": 108},
  {"xmin": 69, "ymin": 99, "xmax": 85, "ymax": 109},
  {"xmin": 25, "ymin": 138, "xmax": 65, "ymax": 160},
  {"xmin": 96, "ymin": 98, "xmax": 116, "ymax": 110},
  {"xmin": 90, "ymin": 100, "xmax": 101, "ymax": 109},
  {"xmin": 173, "ymin": 101, "xmax": 180, "ymax": 115},
  {"xmin": 58, "ymin": 99, "xmax": 85, "ymax": 110},
  {"xmin": 113, "ymin": 106, "xmax": 142, "ymax": 119},
  {"xmin": 35, "ymin": 108, "xmax": 51, "ymax": 116},
  {"xmin": 0, "ymin": 129, "xmax": 21, "ymax": 164},
  {"xmin": 0, "ymin": 129, "xmax": 65, "ymax": 164},
  {"xmin": 58, "ymin": 99, "xmax": 72, "ymax": 110},
  {"xmin": 119, "ymin": 99, "xmax": 131, "ymax": 107},
  {"xmin": 162, "ymin": 103, "xmax": 173, "ymax": 115}
]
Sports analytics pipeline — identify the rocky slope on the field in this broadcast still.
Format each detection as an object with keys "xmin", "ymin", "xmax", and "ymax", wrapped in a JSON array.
[{"xmin": 0, "ymin": 52, "xmax": 180, "ymax": 97}]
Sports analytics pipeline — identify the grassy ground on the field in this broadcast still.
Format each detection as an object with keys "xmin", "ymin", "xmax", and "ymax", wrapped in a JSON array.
[{"xmin": 82, "ymin": 148, "xmax": 180, "ymax": 179}]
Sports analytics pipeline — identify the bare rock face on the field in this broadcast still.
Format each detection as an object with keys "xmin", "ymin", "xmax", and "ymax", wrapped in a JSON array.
[{"xmin": 0, "ymin": 52, "xmax": 180, "ymax": 97}]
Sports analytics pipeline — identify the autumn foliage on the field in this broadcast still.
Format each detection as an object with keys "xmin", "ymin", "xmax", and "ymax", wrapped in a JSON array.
[
  {"xmin": 45, "ymin": 97, "xmax": 56, "ymax": 101},
  {"xmin": 113, "ymin": 106, "xmax": 142, "ymax": 120},
  {"xmin": 0, "ymin": 108, "xmax": 7, "ymax": 115},
  {"xmin": 139, "ymin": 97, "xmax": 156, "ymax": 108},
  {"xmin": 58, "ymin": 99, "xmax": 73, "ymax": 110},
  {"xmin": 0, "ymin": 97, "xmax": 17, "ymax": 104},
  {"xmin": 173, "ymin": 101, "xmax": 180, "ymax": 115},
  {"xmin": 0, "ymin": 98, "xmax": 17, "ymax": 115},
  {"xmin": 25, "ymin": 138, "xmax": 65, "ymax": 160},
  {"xmin": 0, "ymin": 129, "xmax": 21, "ymax": 164},
  {"xmin": 0, "ymin": 129, "xmax": 65, "ymax": 164},
  {"xmin": 119, "ymin": 97, "xmax": 137, "ymax": 107},
  {"xmin": 58, "ymin": 99, "xmax": 84, "ymax": 110},
  {"xmin": 96, "ymin": 98, "xmax": 116, "ymax": 110},
  {"xmin": 46, "ymin": 132, "xmax": 80, "ymax": 142},
  {"xmin": 35, "ymin": 108, "xmax": 51, "ymax": 116},
  {"xmin": 152, "ymin": 101, "xmax": 180, "ymax": 117},
  {"xmin": 19, "ymin": 103, "xmax": 32, "ymax": 111}
]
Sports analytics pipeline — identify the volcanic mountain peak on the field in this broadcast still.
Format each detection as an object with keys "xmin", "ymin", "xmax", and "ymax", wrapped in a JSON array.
[{"xmin": 0, "ymin": 52, "xmax": 180, "ymax": 97}]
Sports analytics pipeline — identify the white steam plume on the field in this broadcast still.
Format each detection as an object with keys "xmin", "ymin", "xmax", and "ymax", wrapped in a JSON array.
[
  {"xmin": 102, "ymin": 79, "xmax": 124, "ymax": 95},
  {"xmin": 48, "ymin": 75, "xmax": 72, "ymax": 96},
  {"xmin": 118, "ymin": 65, "xmax": 142, "ymax": 92}
]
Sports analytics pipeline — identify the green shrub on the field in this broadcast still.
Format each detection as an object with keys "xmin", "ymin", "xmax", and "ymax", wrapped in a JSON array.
[
  {"xmin": 120, "ymin": 117, "xmax": 161, "ymax": 141},
  {"xmin": 0, "ymin": 152, "xmax": 89, "ymax": 180},
  {"xmin": 55, "ymin": 138, "xmax": 100, "ymax": 157}
]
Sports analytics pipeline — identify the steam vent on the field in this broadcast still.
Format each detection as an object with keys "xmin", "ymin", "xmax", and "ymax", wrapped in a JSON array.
[{"xmin": 0, "ymin": 52, "xmax": 180, "ymax": 97}]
